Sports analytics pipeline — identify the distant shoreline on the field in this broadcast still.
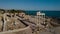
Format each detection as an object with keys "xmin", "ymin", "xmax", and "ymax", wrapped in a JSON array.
[
  {"xmin": 0, "ymin": 9, "xmax": 60, "ymax": 18},
  {"xmin": 24, "ymin": 11, "xmax": 60, "ymax": 19}
]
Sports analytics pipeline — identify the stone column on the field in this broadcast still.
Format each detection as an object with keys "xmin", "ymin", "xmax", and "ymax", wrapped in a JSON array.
[{"xmin": 3, "ymin": 14, "xmax": 7, "ymax": 31}]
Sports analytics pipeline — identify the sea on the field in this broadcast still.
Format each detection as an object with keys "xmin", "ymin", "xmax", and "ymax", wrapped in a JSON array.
[{"xmin": 24, "ymin": 11, "xmax": 60, "ymax": 18}]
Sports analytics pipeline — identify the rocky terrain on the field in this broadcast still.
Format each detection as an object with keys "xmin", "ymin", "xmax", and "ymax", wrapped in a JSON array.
[{"xmin": 0, "ymin": 9, "xmax": 60, "ymax": 34}]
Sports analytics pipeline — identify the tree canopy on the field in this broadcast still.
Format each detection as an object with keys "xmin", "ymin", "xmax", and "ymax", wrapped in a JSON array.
[{"xmin": 0, "ymin": 9, "xmax": 25, "ymax": 13}]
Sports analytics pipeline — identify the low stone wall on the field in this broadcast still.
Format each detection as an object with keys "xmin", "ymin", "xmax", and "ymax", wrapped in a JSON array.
[{"xmin": 0, "ymin": 26, "xmax": 32, "ymax": 34}]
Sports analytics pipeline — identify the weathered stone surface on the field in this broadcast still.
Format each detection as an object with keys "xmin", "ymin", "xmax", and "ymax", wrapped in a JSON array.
[
  {"xmin": 0, "ymin": 21, "xmax": 3, "ymax": 32},
  {"xmin": 40, "ymin": 31, "xmax": 53, "ymax": 34},
  {"xmin": 54, "ymin": 27, "xmax": 60, "ymax": 34},
  {"xmin": 0, "ymin": 16, "xmax": 3, "ymax": 32},
  {"xmin": 0, "ymin": 26, "xmax": 32, "ymax": 34}
]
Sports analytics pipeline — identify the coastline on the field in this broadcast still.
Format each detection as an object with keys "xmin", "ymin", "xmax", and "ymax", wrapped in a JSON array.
[{"xmin": 0, "ymin": 9, "xmax": 60, "ymax": 34}]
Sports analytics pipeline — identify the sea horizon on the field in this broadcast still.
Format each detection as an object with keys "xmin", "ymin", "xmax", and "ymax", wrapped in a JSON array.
[{"xmin": 24, "ymin": 11, "xmax": 60, "ymax": 18}]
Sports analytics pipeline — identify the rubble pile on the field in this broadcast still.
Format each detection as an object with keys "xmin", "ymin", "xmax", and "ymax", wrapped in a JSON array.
[{"xmin": 0, "ymin": 12, "xmax": 59, "ymax": 34}]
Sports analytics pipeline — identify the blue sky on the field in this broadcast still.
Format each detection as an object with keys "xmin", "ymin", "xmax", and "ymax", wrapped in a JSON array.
[{"xmin": 0, "ymin": 0, "xmax": 60, "ymax": 10}]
